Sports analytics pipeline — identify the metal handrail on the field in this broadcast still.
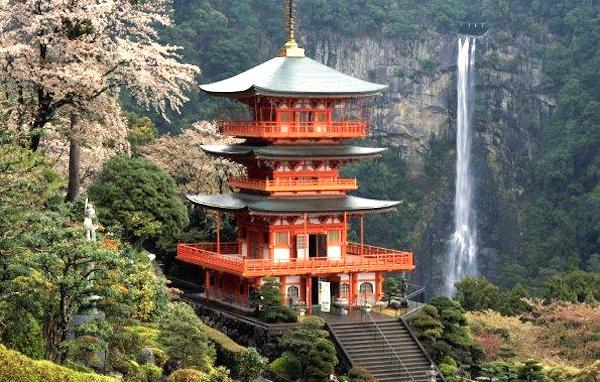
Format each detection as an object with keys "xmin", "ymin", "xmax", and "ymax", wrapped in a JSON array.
[{"xmin": 365, "ymin": 310, "xmax": 416, "ymax": 382}]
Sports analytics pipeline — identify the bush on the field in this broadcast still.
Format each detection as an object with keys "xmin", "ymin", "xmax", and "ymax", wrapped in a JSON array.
[
  {"xmin": 279, "ymin": 315, "xmax": 330, "ymax": 378},
  {"xmin": 150, "ymin": 347, "xmax": 168, "ymax": 368},
  {"xmin": 0, "ymin": 344, "xmax": 116, "ymax": 382},
  {"xmin": 139, "ymin": 363, "xmax": 163, "ymax": 382},
  {"xmin": 268, "ymin": 352, "xmax": 302, "ymax": 381},
  {"xmin": 204, "ymin": 366, "xmax": 231, "ymax": 382},
  {"xmin": 158, "ymin": 302, "xmax": 215, "ymax": 370},
  {"xmin": 88, "ymin": 155, "xmax": 188, "ymax": 245},
  {"xmin": 198, "ymin": 321, "xmax": 244, "ymax": 374},
  {"xmin": 167, "ymin": 368, "xmax": 206, "ymax": 382},
  {"xmin": 252, "ymin": 277, "xmax": 298, "ymax": 323},
  {"xmin": 347, "ymin": 366, "xmax": 376, "ymax": 382},
  {"xmin": 305, "ymin": 338, "xmax": 338, "ymax": 382},
  {"xmin": 236, "ymin": 347, "xmax": 266, "ymax": 382}
]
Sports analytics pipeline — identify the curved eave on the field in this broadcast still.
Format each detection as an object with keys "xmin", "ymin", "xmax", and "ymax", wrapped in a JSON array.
[
  {"xmin": 186, "ymin": 193, "xmax": 399, "ymax": 216},
  {"xmin": 199, "ymin": 56, "xmax": 388, "ymax": 99},
  {"xmin": 200, "ymin": 145, "xmax": 387, "ymax": 161},
  {"xmin": 200, "ymin": 87, "xmax": 387, "ymax": 99}
]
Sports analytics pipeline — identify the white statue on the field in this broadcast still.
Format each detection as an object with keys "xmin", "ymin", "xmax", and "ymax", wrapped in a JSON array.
[{"xmin": 84, "ymin": 198, "xmax": 97, "ymax": 242}]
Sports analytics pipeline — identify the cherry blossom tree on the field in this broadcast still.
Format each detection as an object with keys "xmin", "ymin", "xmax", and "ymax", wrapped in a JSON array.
[
  {"xmin": 140, "ymin": 121, "xmax": 243, "ymax": 195},
  {"xmin": 0, "ymin": 0, "xmax": 200, "ymax": 199}
]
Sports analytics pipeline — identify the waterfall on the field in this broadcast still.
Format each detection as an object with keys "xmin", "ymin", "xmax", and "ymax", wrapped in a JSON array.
[{"xmin": 445, "ymin": 36, "xmax": 477, "ymax": 296}]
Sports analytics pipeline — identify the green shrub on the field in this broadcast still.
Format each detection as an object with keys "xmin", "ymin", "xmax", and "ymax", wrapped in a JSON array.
[
  {"xmin": 305, "ymin": 338, "xmax": 338, "ymax": 382},
  {"xmin": 167, "ymin": 368, "xmax": 206, "ymax": 382},
  {"xmin": 198, "ymin": 321, "xmax": 244, "ymax": 373},
  {"xmin": 0, "ymin": 344, "xmax": 116, "ymax": 382},
  {"xmin": 347, "ymin": 367, "xmax": 376, "ymax": 381},
  {"xmin": 0, "ymin": 312, "xmax": 44, "ymax": 359},
  {"xmin": 139, "ymin": 363, "xmax": 163, "ymax": 382},
  {"xmin": 150, "ymin": 347, "xmax": 168, "ymax": 368},
  {"xmin": 204, "ymin": 366, "xmax": 231, "ymax": 382},
  {"xmin": 268, "ymin": 352, "xmax": 302, "ymax": 381},
  {"xmin": 236, "ymin": 347, "xmax": 266, "ymax": 382},
  {"xmin": 89, "ymin": 155, "xmax": 188, "ymax": 245},
  {"xmin": 158, "ymin": 302, "xmax": 215, "ymax": 370}
]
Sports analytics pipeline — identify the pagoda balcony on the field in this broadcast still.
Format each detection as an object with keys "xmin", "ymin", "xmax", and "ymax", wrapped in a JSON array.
[
  {"xmin": 176, "ymin": 242, "xmax": 414, "ymax": 277},
  {"xmin": 219, "ymin": 120, "xmax": 367, "ymax": 139},
  {"xmin": 229, "ymin": 177, "xmax": 358, "ymax": 193}
]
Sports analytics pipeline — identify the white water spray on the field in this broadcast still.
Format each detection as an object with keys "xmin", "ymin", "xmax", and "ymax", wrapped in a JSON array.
[{"xmin": 445, "ymin": 37, "xmax": 478, "ymax": 296}]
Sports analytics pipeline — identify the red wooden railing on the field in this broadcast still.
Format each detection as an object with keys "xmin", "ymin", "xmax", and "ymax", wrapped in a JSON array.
[
  {"xmin": 219, "ymin": 120, "xmax": 367, "ymax": 139},
  {"xmin": 229, "ymin": 177, "xmax": 358, "ymax": 192},
  {"xmin": 176, "ymin": 242, "xmax": 414, "ymax": 277}
]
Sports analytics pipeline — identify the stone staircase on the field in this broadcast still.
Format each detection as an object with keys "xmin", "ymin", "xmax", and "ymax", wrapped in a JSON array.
[{"xmin": 328, "ymin": 317, "xmax": 442, "ymax": 382}]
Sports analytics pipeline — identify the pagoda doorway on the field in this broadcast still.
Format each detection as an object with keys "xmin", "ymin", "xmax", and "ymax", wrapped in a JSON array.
[{"xmin": 308, "ymin": 233, "xmax": 327, "ymax": 258}]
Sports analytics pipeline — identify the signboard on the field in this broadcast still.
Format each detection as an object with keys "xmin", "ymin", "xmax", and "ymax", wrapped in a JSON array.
[{"xmin": 318, "ymin": 281, "xmax": 331, "ymax": 312}]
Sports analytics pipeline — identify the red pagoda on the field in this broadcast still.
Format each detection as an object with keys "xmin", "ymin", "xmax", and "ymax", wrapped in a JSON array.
[{"xmin": 176, "ymin": 1, "xmax": 415, "ymax": 312}]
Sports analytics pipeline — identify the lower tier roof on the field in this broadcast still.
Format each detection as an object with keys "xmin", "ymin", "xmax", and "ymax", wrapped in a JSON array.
[
  {"xmin": 201, "ymin": 144, "xmax": 386, "ymax": 161},
  {"xmin": 187, "ymin": 193, "xmax": 399, "ymax": 216}
]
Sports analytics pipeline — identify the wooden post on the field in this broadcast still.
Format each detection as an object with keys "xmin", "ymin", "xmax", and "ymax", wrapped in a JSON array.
[
  {"xmin": 216, "ymin": 212, "xmax": 221, "ymax": 254},
  {"xmin": 279, "ymin": 276, "xmax": 287, "ymax": 305},
  {"xmin": 375, "ymin": 272, "xmax": 383, "ymax": 302},
  {"xmin": 204, "ymin": 269, "xmax": 210, "ymax": 302},
  {"xmin": 343, "ymin": 212, "xmax": 348, "ymax": 258},
  {"xmin": 303, "ymin": 213, "xmax": 308, "ymax": 258},
  {"xmin": 347, "ymin": 273, "xmax": 353, "ymax": 310},
  {"xmin": 360, "ymin": 215, "xmax": 364, "ymax": 257},
  {"xmin": 306, "ymin": 276, "xmax": 312, "ymax": 313}
]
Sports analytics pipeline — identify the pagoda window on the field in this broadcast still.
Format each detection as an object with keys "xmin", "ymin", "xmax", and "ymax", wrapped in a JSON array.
[
  {"xmin": 359, "ymin": 282, "xmax": 374, "ymax": 294},
  {"xmin": 275, "ymin": 232, "xmax": 289, "ymax": 247},
  {"xmin": 340, "ymin": 283, "xmax": 349, "ymax": 297},
  {"xmin": 287, "ymin": 285, "xmax": 299, "ymax": 298},
  {"xmin": 327, "ymin": 230, "xmax": 341, "ymax": 244}
]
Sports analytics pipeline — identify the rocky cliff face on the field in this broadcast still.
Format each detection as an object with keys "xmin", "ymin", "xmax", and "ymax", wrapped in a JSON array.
[{"xmin": 301, "ymin": 29, "xmax": 555, "ymax": 295}]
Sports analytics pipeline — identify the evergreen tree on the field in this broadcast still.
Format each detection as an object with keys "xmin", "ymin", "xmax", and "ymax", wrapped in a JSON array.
[
  {"xmin": 305, "ymin": 338, "xmax": 338, "ymax": 382},
  {"xmin": 88, "ymin": 155, "xmax": 189, "ymax": 245}
]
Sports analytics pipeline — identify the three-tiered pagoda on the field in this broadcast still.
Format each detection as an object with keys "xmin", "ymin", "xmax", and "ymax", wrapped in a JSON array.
[{"xmin": 177, "ymin": 1, "xmax": 415, "ymax": 312}]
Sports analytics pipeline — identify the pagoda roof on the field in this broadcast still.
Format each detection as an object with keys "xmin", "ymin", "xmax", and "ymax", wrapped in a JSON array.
[
  {"xmin": 200, "ymin": 56, "xmax": 387, "ymax": 98},
  {"xmin": 201, "ymin": 144, "xmax": 386, "ymax": 160},
  {"xmin": 187, "ymin": 193, "xmax": 399, "ymax": 216}
]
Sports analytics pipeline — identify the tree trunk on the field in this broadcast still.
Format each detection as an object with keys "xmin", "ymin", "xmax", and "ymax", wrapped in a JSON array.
[{"xmin": 66, "ymin": 111, "xmax": 81, "ymax": 202}]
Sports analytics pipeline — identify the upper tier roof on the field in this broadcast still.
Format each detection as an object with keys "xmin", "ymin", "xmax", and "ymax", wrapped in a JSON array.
[
  {"xmin": 200, "ymin": 56, "xmax": 387, "ymax": 98},
  {"xmin": 187, "ymin": 193, "xmax": 399, "ymax": 216},
  {"xmin": 201, "ymin": 144, "xmax": 386, "ymax": 160}
]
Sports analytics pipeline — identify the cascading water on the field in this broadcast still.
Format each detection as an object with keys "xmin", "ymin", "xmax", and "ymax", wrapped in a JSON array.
[{"xmin": 445, "ymin": 36, "xmax": 478, "ymax": 296}]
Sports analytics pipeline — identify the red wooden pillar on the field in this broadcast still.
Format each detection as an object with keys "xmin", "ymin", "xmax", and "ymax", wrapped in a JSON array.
[
  {"xmin": 352, "ymin": 273, "xmax": 359, "ymax": 309},
  {"xmin": 279, "ymin": 276, "xmax": 287, "ymax": 304},
  {"xmin": 204, "ymin": 269, "xmax": 210, "ymax": 302},
  {"xmin": 343, "ymin": 212, "xmax": 348, "ymax": 258},
  {"xmin": 306, "ymin": 275, "xmax": 312, "ymax": 313},
  {"xmin": 375, "ymin": 272, "xmax": 383, "ymax": 301},
  {"xmin": 217, "ymin": 213, "xmax": 222, "ymax": 252},
  {"xmin": 347, "ymin": 273, "xmax": 354, "ymax": 310}
]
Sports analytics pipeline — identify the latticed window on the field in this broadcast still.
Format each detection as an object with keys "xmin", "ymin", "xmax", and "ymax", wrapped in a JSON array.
[
  {"xmin": 359, "ymin": 282, "xmax": 374, "ymax": 294},
  {"xmin": 340, "ymin": 283, "xmax": 349, "ymax": 296},
  {"xmin": 275, "ymin": 232, "xmax": 289, "ymax": 247},
  {"xmin": 327, "ymin": 230, "xmax": 341, "ymax": 243},
  {"xmin": 287, "ymin": 285, "xmax": 299, "ymax": 298},
  {"xmin": 296, "ymin": 234, "xmax": 306, "ymax": 249}
]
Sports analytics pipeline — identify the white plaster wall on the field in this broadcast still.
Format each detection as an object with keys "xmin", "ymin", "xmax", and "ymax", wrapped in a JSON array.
[
  {"xmin": 358, "ymin": 272, "xmax": 375, "ymax": 281},
  {"xmin": 274, "ymin": 248, "xmax": 290, "ymax": 261},
  {"xmin": 263, "ymin": 247, "xmax": 270, "ymax": 260},
  {"xmin": 338, "ymin": 274, "xmax": 349, "ymax": 282},
  {"xmin": 327, "ymin": 245, "xmax": 341, "ymax": 260},
  {"xmin": 241, "ymin": 242, "xmax": 248, "ymax": 257},
  {"xmin": 286, "ymin": 276, "xmax": 301, "ymax": 284}
]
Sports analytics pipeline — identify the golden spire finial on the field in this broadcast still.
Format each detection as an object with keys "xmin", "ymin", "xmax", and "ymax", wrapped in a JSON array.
[{"xmin": 279, "ymin": 0, "xmax": 305, "ymax": 57}]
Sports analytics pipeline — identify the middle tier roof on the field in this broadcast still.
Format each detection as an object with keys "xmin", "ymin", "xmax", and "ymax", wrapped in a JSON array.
[
  {"xmin": 187, "ymin": 193, "xmax": 399, "ymax": 216},
  {"xmin": 201, "ymin": 144, "xmax": 386, "ymax": 161}
]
